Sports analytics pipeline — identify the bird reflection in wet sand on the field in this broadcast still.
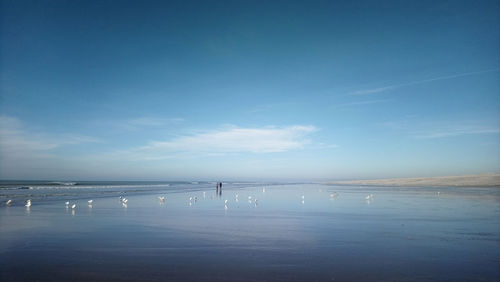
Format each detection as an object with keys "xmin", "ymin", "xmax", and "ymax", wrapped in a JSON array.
[{"xmin": 365, "ymin": 194, "xmax": 374, "ymax": 204}]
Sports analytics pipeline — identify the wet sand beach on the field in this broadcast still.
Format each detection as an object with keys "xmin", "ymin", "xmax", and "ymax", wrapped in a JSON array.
[{"xmin": 1, "ymin": 183, "xmax": 499, "ymax": 281}]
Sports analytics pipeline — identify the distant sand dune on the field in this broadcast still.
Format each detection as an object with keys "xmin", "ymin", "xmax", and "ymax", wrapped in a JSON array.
[{"xmin": 330, "ymin": 173, "xmax": 500, "ymax": 187}]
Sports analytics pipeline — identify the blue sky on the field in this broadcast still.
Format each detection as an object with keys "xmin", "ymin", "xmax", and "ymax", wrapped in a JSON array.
[{"xmin": 1, "ymin": 0, "xmax": 499, "ymax": 181}]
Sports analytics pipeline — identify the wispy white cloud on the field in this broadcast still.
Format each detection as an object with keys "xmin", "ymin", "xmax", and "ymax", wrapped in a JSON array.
[
  {"xmin": 0, "ymin": 115, "xmax": 99, "ymax": 158},
  {"xmin": 332, "ymin": 99, "xmax": 391, "ymax": 109},
  {"xmin": 0, "ymin": 115, "xmax": 102, "ymax": 178},
  {"xmin": 376, "ymin": 117, "xmax": 500, "ymax": 139},
  {"xmin": 129, "ymin": 117, "xmax": 184, "ymax": 126},
  {"xmin": 0, "ymin": 116, "xmax": 58, "ymax": 154},
  {"xmin": 0, "ymin": 116, "xmax": 334, "ymax": 179},
  {"xmin": 349, "ymin": 86, "xmax": 396, "ymax": 96},
  {"xmin": 350, "ymin": 68, "xmax": 499, "ymax": 95},
  {"xmin": 93, "ymin": 117, "xmax": 184, "ymax": 131},
  {"xmin": 105, "ymin": 125, "xmax": 320, "ymax": 161},
  {"xmin": 413, "ymin": 125, "xmax": 500, "ymax": 139}
]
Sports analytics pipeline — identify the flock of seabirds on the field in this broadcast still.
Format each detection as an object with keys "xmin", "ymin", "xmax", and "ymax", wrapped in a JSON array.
[{"xmin": 2, "ymin": 182, "xmax": 386, "ymax": 210}]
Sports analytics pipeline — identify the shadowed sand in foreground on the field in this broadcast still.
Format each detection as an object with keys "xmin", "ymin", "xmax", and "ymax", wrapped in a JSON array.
[{"xmin": 329, "ymin": 173, "xmax": 500, "ymax": 187}]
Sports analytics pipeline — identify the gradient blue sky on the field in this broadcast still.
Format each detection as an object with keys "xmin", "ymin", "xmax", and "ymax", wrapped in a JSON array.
[{"xmin": 1, "ymin": 0, "xmax": 499, "ymax": 181}]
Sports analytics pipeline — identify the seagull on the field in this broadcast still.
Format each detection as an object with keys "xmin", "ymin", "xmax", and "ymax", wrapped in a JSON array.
[
  {"xmin": 301, "ymin": 195, "xmax": 305, "ymax": 200},
  {"xmin": 71, "ymin": 203, "xmax": 76, "ymax": 209},
  {"xmin": 189, "ymin": 196, "xmax": 193, "ymax": 202},
  {"xmin": 224, "ymin": 199, "xmax": 228, "ymax": 204},
  {"xmin": 88, "ymin": 200, "xmax": 93, "ymax": 204},
  {"xmin": 122, "ymin": 198, "xmax": 128, "ymax": 204},
  {"xmin": 365, "ymin": 194, "xmax": 374, "ymax": 200},
  {"xmin": 248, "ymin": 196, "xmax": 252, "ymax": 200},
  {"xmin": 65, "ymin": 201, "xmax": 70, "ymax": 206},
  {"xmin": 262, "ymin": 188, "xmax": 266, "ymax": 193},
  {"xmin": 6, "ymin": 199, "xmax": 12, "ymax": 206},
  {"xmin": 25, "ymin": 199, "xmax": 31, "ymax": 207},
  {"xmin": 158, "ymin": 196, "xmax": 165, "ymax": 201}
]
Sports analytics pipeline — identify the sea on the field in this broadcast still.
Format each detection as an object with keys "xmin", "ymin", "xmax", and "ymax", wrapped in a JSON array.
[{"xmin": 1, "ymin": 180, "xmax": 499, "ymax": 281}]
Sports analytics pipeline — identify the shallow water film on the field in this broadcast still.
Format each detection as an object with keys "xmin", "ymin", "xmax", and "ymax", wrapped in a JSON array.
[{"xmin": 1, "ymin": 183, "xmax": 499, "ymax": 281}]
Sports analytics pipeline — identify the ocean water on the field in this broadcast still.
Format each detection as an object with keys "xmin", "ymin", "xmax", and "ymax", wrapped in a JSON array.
[{"xmin": 1, "ymin": 182, "xmax": 499, "ymax": 281}]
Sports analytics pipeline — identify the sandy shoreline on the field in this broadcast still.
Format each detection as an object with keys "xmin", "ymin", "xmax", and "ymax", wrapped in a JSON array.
[{"xmin": 329, "ymin": 173, "xmax": 500, "ymax": 187}]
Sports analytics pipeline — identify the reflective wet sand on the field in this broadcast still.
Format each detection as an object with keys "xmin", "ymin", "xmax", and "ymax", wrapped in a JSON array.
[{"xmin": 1, "ymin": 184, "xmax": 499, "ymax": 281}]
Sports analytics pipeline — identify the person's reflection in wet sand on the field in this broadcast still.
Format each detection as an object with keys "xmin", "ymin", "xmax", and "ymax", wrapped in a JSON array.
[
  {"xmin": 216, "ymin": 182, "xmax": 222, "ymax": 197},
  {"xmin": 217, "ymin": 182, "xmax": 222, "ymax": 197}
]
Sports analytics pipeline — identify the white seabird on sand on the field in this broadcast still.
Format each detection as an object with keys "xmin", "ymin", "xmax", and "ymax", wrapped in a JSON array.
[
  {"xmin": 71, "ymin": 203, "xmax": 76, "ymax": 209},
  {"xmin": 122, "ymin": 198, "xmax": 128, "ymax": 204},
  {"xmin": 224, "ymin": 199, "xmax": 228, "ymax": 204},
  {"xmin": 88, "ymin": 200, "xmax": 93, "ymax": 204},
  {"xmin": 25, "ymin": 199, "xmax": 31, "ymax": 207},
  {"xmin": 6, "ymin": 199, "xmax": 12, "ymax": 206}
]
